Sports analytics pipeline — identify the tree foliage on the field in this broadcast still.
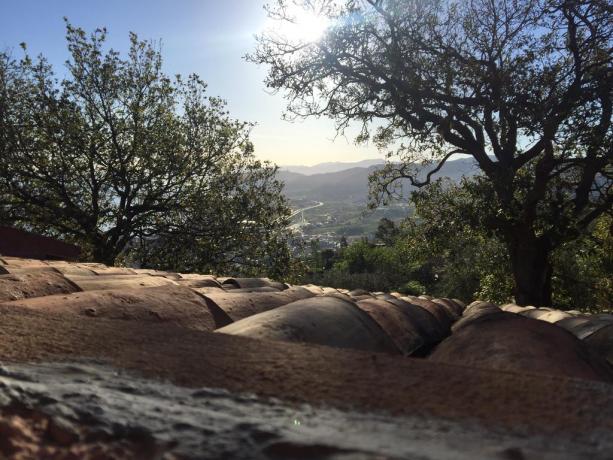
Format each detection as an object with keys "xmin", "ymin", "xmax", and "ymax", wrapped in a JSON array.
[
  {"xmin": 403, "ymin": 178, "xmax": 514, "ymax": 302},
  {"xmin": 374, "ymin": 217, "xmax": 400, "ymax": 245},
  {"xmin": 302, "ymin": 178, "xmax": 611, "ymax": 310},
  {"xmin": 126, "ymin": 158, "xmax": 293, "ymax": 277},
  {"xmin": 302, "ymin": 231, "xmax": 427, "ymax": 293},
  {"xmin": 252, "ymin": 0, "xmax": 613, "ymax": 305},
  {"xmin": 0, "ymin": 22, "xmax": 291, "ymax": 271},
  {"xmin": 403, "ymin": 177, "xmax": 611, "ymax": 309}
]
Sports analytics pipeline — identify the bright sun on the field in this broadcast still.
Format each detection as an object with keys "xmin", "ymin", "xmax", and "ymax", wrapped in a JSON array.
[{"xmin": 266, "ymin": 5, "xmax": 331, "ymax": 42}]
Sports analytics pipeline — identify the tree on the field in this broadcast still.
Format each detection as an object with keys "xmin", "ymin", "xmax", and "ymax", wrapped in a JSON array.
[
  {"xmin": 405, "ymin": 178, "xmax": 516, "ymax": 303},
  {"xmin": 404, "ymin": 176, "xmax": 612, "ymax": 309},
  {"xmin": 550, "ymin": 213, "xmax": 613, "ymax": 310},
  {"xmin": 127, "ymin": 158, "xmax": 293, "ymax": 277},
  {"xmin": 0, "ymin": 22, "xmax": 290, "ymax": 268},
  {"xmin": 375, "ymin": 217, "xmax": 400, "ymax": 245},
  {"xmin": 251, "ymin": 0, "xmax": 612, "ymax": 305},
  {"xmin": 301, "ymin": 236, "xmax": 422, "ymax": 292}
]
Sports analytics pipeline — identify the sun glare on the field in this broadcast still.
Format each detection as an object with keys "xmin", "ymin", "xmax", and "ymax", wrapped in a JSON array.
[{"xmin": 267, "ymin": 5, "xmax": 331, "ymax": 43}]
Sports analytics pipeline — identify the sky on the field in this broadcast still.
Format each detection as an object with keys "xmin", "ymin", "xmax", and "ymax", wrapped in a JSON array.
[{"xmin": 0, "ymin": 0, "xmax": 382, "ymax": 166}]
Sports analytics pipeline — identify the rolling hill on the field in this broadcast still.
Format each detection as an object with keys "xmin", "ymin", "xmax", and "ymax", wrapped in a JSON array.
[
  {"xmin": 278, "ymin": 157, "xmax": 479, "ymax": 202},
  {"xmin": 281, "ymin": 159, "xmax": 384, "ymax": 175}
]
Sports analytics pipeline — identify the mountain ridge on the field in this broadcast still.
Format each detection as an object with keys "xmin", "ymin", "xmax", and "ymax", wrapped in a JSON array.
[
  {"xmin": 278, "ymin": 157, "xmax": 479, "ymax": 202},
  {"xmin": 280, "ymin": 159, "xmax": 384, "ymax": 175}
]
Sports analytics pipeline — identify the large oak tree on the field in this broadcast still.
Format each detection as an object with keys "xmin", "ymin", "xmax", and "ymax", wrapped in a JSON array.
[
  {"xmin": 251, "ymin": 0, "xmax": 612, "ymax": 305},
  {"xmin": 0, "ymin": 22, "xmax": 291, "ymax": 270}
]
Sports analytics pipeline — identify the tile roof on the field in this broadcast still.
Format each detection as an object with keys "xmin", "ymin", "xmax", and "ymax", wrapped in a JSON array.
[{"xmin": 0, "ymin": 256, "xmax": 611, "ymax": 458}]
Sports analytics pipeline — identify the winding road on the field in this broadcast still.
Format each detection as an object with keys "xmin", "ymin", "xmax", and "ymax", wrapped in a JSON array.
[{"xmin": 289, "ymin": 201, "xmax": 324, "ymax": 219}]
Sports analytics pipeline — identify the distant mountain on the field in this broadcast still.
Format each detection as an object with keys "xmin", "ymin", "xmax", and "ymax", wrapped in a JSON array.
[
  {"xmin": 281, "ymin": 159, "xmax": 384, "ymax": 175},
  {"xmin": 278, "ymin": 157, "xmax": 479, "ymax": 202}
]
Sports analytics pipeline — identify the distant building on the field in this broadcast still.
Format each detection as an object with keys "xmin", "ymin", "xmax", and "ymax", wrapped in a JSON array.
[{"xmin": 0, "ymin": 226, "xmax": 80, "ymax": 261}]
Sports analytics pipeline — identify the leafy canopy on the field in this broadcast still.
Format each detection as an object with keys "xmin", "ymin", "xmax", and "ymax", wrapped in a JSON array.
[
  {"xmin": 252, "ymin": 0, "xmax": 612, "ymax": 305},
  {"xmin": 0, "ymin": 21, "xmax": 291, "ymax": 273}
]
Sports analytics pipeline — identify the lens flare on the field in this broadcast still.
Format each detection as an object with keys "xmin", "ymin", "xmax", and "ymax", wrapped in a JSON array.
[{"xmin": 266, "ymin": 5, "xmax": 331, "ymax": 43}]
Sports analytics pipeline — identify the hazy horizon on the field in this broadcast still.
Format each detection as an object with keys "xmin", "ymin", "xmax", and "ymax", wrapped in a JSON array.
[{"xmin": 0, "ymin": 0, "xmax": 382, "ymax": 166}]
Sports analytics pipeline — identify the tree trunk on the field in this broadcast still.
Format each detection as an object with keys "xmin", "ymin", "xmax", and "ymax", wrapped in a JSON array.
[
  {"xmin": 508, "ymin": 231, "xmax": 553, "ymax": 307},
  {"xmin": 92, "ymin": 243, "xmax": 118, "ymax": 266}
]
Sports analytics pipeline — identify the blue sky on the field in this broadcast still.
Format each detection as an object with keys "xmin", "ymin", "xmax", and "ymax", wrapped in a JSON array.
[{"xmin": 0, "ymin": 0, "xmax": 380, "ymax": 165}]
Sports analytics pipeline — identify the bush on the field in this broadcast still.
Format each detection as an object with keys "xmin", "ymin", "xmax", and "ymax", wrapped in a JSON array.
[{"xmin": 397, "ymin": 281, "xmax": 426, "ymax": 296}]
